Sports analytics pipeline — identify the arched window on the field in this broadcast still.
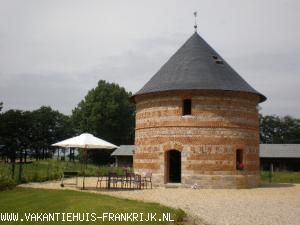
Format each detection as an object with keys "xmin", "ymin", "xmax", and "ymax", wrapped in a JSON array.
[{"xmin": 236, "ymin": 149, "xmax": 244, "ymax": 170}]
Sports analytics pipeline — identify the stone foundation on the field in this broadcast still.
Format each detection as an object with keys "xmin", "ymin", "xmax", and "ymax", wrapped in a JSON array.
[{"xmin": 149, "ymin": 173, "xmax": 260, "ymax": 189}]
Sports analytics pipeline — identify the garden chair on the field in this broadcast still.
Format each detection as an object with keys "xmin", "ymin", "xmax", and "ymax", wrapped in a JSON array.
[
  {"xmin": 96, "ymin": 171, "xmax": 108, "ymax": 189},
  {"xmin": 108, "ymin": 172, "xmax": 124, "ymax": 189},
  {"xmin": 123, "ymin": 172, "xmax": 136, "ymax": 189},
  {"xmin": 133, "ymin": 174, "xmax": 142, "ymax": 189},
  {"xmin": 141, "ymin": 172, "xmax": 152, "ymax": 189}
]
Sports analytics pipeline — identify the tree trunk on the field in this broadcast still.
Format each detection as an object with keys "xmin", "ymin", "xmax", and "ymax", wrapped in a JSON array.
[
  {"xmin": 24, "ymin": 150, "xmax": 27, "ymax": 163},
  {"xmin": 35, "ymin": 149, "xmax": 39, "ymax": 161},
  {"xmin": 18, "ymin": 150, "xmax": 23, "ymax": 182},
  {"xmin": 11, "ymin": 156, "xmax": 15, "ymax": 179}
]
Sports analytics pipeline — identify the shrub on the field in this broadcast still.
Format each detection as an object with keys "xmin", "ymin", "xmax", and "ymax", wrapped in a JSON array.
[
  {"xmin": 174, "ymin": 208, "xmax": 187, "ymax": 223},
  {"xmin": 0, "ymin": 177, "xmax": 16, "ymax": 191}
]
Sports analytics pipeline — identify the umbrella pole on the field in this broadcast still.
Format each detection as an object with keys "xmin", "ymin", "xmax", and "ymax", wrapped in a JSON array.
[{"xmin": 82, "ymin": 148, "xmax": 87, "ymax": 189}]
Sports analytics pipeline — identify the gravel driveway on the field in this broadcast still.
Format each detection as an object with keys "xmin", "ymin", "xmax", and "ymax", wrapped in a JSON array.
[{"xmin": 20, "ymin": 178, "xmax": 300, "ymax": 225}]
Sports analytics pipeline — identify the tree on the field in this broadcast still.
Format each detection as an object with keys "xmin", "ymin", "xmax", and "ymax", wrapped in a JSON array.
[
  {"xmin": 0, "ymin": 105, "xmax": 73, "ymax": 162},
  {"xmin": 30, "ymin": 106, "xmax": 74, "ymax": 160},
  {"xmin": 72, "ymin": 80, "xmax": 135, "ymax": 146},
  {"xmin": 260, "ymin": 114, "xmax": 300, "ymax": 143},
  {"xmin": 0, "ymin": 102, "xmax": 4, "ymax": 160},
  {"xmin": 0, "ymin": 110, "xmax": 31, "ymax": 178}
]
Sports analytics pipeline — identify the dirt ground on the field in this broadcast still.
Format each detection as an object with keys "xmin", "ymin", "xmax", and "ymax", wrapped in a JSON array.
[{"xmin": 20, "ymin": 177, "xmax": 300, "ymax": 225}]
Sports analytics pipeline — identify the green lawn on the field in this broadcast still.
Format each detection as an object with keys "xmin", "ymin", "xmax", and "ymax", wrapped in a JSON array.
[
  {"xmin": 261, "ymin": 171, "xmax": 300, "ymax": 183},
  {"xmin": 2, "ymin": 160, "xmax": 300, "ymax": 185},
  {"xmin": 0, "ymin": 188, "xmax": 184, "ymax": 225},
  {"xmin": 0, "ymin": 160, "xmax": 124, "ymax": 184}
]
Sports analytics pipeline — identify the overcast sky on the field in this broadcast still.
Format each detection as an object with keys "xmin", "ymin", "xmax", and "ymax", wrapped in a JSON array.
[{"xmin": 0, "ymin": 0, "xmax": 299, "ymax": 117}]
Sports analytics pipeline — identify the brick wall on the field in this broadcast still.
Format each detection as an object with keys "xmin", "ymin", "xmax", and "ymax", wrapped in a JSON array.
[{"xmin": 133, "ymin": 90, "xmax": 261, "ymax": 188}]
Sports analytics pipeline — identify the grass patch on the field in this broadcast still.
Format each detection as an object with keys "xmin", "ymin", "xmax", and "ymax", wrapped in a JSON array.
[
  {"xmin": 261, "ymin": 171, "xmax": 300, "ymax": 183},
  {"xmin": 0, "ymin": 160, "xmax": 124, "ymax": 184},
  {"xmin": 0, "ymin": 188, "xmax": 184, "ymax": 224}
]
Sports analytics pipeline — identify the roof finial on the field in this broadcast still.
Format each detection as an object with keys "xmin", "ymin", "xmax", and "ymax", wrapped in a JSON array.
[{"xmin": 193, "ymin": 11, "xmax": 197, "ymax": 32}]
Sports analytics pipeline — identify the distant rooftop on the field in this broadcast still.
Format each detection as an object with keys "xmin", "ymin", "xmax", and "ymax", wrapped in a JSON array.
[
  {"xmin": 260, "ymin": 144, "xmax": 300, "ymax": 158},
  {"xmin": 111, "ymin": 144, "xmax": 300, "ymax": 158},
  {"xmin": 111, "ymin": 145, "xmax": 134, "ymax": 156}
]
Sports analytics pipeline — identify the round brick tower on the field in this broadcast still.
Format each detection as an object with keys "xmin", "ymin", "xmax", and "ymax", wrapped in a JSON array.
[{"xmin": 133, "ymin": 32, "xmax": 266, "ymax": 188}]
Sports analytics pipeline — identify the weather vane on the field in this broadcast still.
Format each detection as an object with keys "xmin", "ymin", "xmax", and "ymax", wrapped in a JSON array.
[{"xmin": 193, "ymin": 11, "xmax": 197, "ymax": 32}]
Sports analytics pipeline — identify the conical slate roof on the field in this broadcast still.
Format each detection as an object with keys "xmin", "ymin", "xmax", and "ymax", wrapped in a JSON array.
[{"xmin": 134, "ymin": 32, "xmax": 266, "ymax": 102}]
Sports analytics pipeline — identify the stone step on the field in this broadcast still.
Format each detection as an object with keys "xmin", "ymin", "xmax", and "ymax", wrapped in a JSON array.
[{"xmin": 164, "ymin": 183, "xmax": 182, "ymax": 188}]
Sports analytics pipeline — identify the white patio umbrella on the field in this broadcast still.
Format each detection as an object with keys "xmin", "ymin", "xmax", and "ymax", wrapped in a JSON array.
[{"xmin": 52, "ymin": 133, "xmax": 118, "ymax": 189}]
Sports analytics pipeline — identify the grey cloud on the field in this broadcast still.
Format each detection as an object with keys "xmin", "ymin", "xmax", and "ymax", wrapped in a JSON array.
[
  {"xmin": 226, "ymin": 50, "xmax": 300, "ymax": 116},
  {"xmin": 0, "ymin": 72, "xmax": 98, "ymax": 114},
  {"xmin": 0, "ymin": 0, "xmax": 300, "ymax": 117}
]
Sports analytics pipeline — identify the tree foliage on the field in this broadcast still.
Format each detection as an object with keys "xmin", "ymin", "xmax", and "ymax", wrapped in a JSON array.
[
  {"xmin": 0, "ymin": 110, "xmax": 31, "ymax": 161},
  {"xmin": 72, "ymin": 80, "xmax": 135, "ymax": 146},
  {"xmin": 30, "ymin": 106, "xmax": 74, "ymax": 158},
  {"xmin": 0, "ymin": 106, "xmax": 73, "ymax": 161},
  {"xmin": 260, "ymin": 114, "xmax": 300, "ymax": 143}
]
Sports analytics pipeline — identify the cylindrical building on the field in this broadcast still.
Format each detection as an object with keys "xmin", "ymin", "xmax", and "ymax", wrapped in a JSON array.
[{"xmin": 133, "ymin": 32, "xmax": 266, "ymax": 188}]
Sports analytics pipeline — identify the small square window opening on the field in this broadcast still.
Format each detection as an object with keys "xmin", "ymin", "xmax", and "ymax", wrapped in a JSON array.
[{"xmin": 183, "ymin": 99, "xmax": 192, "ymax": 115}]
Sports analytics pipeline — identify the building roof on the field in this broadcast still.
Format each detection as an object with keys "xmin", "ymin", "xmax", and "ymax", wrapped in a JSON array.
[
  {"xmin": 111, "ymin": 145, "xmax": 134, "ymax": 156},
  {"xmin": 111, "ymin": 144, "xmax": 300, "ymax": 158},
  {"xmin": 259, "ymin": 144, "xmax": 300, "ymax": 158},
  {"xmin": 134, "ymin": 32, "xmax": 266, "ymax": 102}
]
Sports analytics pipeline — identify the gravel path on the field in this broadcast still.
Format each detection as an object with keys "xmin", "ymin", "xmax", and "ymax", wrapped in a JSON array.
[{"xmin": 20, "ymin": 178, "xmax": 300, "ymax": 225}]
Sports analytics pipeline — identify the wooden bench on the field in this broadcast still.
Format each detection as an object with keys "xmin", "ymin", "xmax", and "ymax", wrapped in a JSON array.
[{"xmin": 61, "ymin": 171, "xmax": 79, "ymax": 187}]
